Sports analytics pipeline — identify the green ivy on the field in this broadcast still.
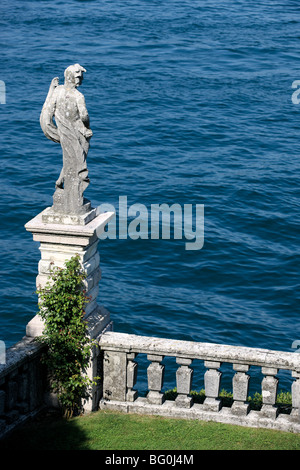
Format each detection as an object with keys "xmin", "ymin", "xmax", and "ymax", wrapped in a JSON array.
[{"xmin": 36, "ymin": 255, "xmax": 98, "ymax": 418}]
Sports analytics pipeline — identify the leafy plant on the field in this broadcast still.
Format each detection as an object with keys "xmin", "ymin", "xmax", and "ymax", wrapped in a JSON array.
[
  {"xmin": 164, "ymin": 387, "xmax": 292, "ymax": 412},
  {"xmin": 36, "ymin": 255, "xmax": 98, "ymax": 418}
]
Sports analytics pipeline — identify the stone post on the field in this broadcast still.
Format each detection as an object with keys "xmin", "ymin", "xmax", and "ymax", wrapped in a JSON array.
[
  {"xmin": 175, "ymin": 357, "xmax": 193, "ymax": 408},
  {"xmin": 147, "ymin": 354, "xmax": 165, "ymax": 405},
  {"xmin": 203, "ymin": 360, "xmax": 222, "ymax": 412},
  {"xmin": 126, "ymin": 353, "xmax": 138, "ymax": 402},
  {"xmin": 25, "ymin": 208, "xmax": 115, "ymax": 411},
  {"xmin": 261, "ymin": 367, "xmax": 278, "ymax": 419},
  {"xmin": 102, "ymin": 350, "xmax": 127, "ymax": 402},
  {"xmin": 231, "ymin": 364, "xmax": 250, "ymax": 416}
]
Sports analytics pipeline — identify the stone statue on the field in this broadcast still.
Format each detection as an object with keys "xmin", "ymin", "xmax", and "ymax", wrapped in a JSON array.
[{"xmin": 40, "ymin": 64, "xmax": 94, "ymax": 221}]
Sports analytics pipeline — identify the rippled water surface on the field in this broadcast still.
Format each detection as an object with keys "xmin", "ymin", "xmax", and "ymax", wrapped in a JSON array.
[{"xmin": 1, "ymin": 0, "xmax": 300, "ymax": 391}]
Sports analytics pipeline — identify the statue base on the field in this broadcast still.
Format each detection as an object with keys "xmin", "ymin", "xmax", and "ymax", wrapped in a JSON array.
[
  {"xmin": 41, "ymin": 205, "xmax": 97, "ymax": 226},
  {"xmin": 25, "ymin": 207, "xmax": 115, "ymax": 337},
  {"xmin": 50, "ymin": 182, "xmax": 95, "ymax": 223},
  {"xmin": 25, "ymin": 207, "xmax": 115, "ymax": 411}
]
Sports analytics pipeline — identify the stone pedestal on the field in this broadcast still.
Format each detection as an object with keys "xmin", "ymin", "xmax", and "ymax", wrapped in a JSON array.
[{"xmin": 24, "ymin": 207, "xmax": 115, "ymax": 411}]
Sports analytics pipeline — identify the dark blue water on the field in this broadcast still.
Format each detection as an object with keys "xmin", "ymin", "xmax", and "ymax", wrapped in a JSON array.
[{"xmin": 1, "ymin": 0, "xmax": 300, "ymax": 392}]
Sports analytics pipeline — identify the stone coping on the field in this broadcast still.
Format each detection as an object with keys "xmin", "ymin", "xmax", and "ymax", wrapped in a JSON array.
[
  {"xmin": 0, "ymin": 336, "xmax": 45, "ymax": 380},
  {"xmin": 99, "ymin": 332, "xmax": 300, "ymax": 372}
]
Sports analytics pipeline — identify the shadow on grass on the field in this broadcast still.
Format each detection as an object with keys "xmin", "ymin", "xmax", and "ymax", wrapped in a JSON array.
[{"xmin": 0, "ymin": 410, "xmax": 91, "ymax": 451}]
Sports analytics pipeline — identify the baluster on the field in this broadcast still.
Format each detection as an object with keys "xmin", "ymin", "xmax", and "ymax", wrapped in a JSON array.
[
  {"xmin": 126, "ymin": 353, "xmax": 138, "ymax": 402},
  {"xmin": 261, "ymin": 367, "xmax": 278, "ymax": 419},
  {"xmin": 0, "ymin": 385, "xmax": 5, "ymax": 433},
  {"xmin": 16, "ymin": 367, "xmax": 29, "ymax": 414},
  {"xmin": 0, "ymin": 388, "xmax": 5, "ymax": 415},
  {"xmin": 175, "ymin": 357, "xmax": 193, "ymax": 408},
  {"xmin": 291, "ymin": 371, "xmax": 300, "ymax": 420},
  {"xmin": 147, "ymin": 354, "xmax": 165, "ymax": 405},
  {"xmin": 5, "ymin": 372, "xmax": 19, "ymax": 422},
  {"xmin": 6, "ymin": 373, "xmax": 18, "ymax": 411},
  {"xmin": 18, "ymin": 365, "xmax": 29, "ymax": 401},
  {"xmin": 203, "ymin": 361, "xmax": 222, "ymax": 412},
  {"xmin": 28, "ymin": 359, "xmax": 38, "ymax": 411},
  {"xmin": 231, "ymin": 364, "xmax": 250, "ymax": 416}
]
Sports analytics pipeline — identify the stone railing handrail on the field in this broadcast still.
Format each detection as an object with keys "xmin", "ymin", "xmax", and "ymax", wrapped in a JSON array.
[
  {"xmin": 99, "ymin": 332, "xmax": 300, "ymax": 434},
  {"xmin": 99, "ymin": 332, "xmax": 300, "ymax": 371}
]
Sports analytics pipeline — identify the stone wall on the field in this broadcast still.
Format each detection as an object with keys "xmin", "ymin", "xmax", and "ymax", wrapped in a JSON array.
[
  {"xmin": 0, "ymin": 336, "xmax": 47, "ymax": 439},
  {"xmin": 0, "ymin": 322, "xmax": 112, "ymax": 440}
]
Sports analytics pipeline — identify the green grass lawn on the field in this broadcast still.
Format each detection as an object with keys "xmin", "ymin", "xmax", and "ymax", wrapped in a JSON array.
[{"xmin": 1, "ymin": 409, "xmax": 300, "ymax": 451}]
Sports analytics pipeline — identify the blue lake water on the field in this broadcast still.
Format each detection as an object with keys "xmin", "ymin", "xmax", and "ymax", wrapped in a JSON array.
[{"xmin": 1, "ymin": 0, "xmax": 300, "ymax": 393}]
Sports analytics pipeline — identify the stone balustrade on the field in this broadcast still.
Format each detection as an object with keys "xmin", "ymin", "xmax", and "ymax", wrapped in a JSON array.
[
  {"xmin": 99, "ymin": 332, "xmax": 300, "ymax": 433},
  {"xmin": 0, "ymin": 337, "xmax": 47, "ymax": 438}
]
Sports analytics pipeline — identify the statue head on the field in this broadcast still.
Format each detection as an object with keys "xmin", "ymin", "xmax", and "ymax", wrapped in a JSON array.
[{"xmin": 64, "ymin": 64, "xmax": 87, "ymax": 88}]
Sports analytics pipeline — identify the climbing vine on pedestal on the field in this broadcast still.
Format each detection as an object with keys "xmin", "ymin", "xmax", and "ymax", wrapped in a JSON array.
[{"xmin": 36, "ymin": 255, "xmax": 97, "ymax": 418}]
